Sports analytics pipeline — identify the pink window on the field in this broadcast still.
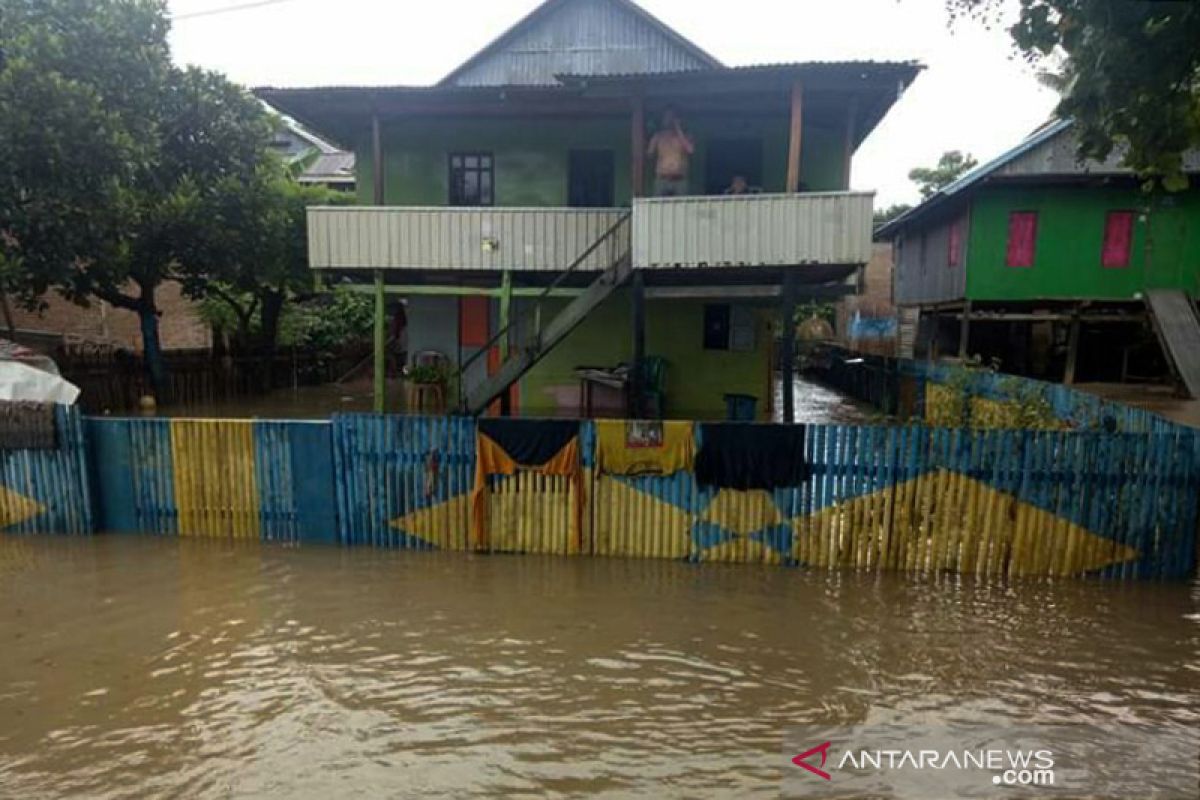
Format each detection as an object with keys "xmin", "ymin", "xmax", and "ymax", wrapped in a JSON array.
[
  {"xmin": 1006, "ymin": 211, "xmax": 1038, "ymax": 268},
  {"xmin": 1101, "ymin": 210, "xmax": 1135, "ymax": 268},
  {"xmin": 948, "ymin": 217, "xmax": 964, "ymax": 267}
]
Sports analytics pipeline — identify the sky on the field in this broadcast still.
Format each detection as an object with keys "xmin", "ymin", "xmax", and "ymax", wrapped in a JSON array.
[{"xmin": 166, "ymin": 0, "xmax": 1060, "ymax": 206}]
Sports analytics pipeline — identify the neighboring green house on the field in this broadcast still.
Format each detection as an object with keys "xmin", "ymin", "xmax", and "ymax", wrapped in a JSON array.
[
  {"xmin": 259, "ymin": 0, "xmax": 920, "ymax": 419},
  {"xmin": 878, "ymin": 120, "xmax": 1200, "ymax": 394}
]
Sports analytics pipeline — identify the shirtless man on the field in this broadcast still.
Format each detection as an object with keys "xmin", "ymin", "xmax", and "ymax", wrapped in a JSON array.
[{"xmin": 646, "ymin": 109, "xmax": 694, "ymax": 197}]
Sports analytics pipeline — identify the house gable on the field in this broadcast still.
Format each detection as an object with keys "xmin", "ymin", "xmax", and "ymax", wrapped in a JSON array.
[{"xmin": 440, "ymin": 0, "xmax": 721, "ymax": 87}]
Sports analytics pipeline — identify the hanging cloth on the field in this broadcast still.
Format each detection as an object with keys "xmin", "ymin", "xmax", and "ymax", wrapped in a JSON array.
[
  {"xmin": 471, "ymin": 419, "xmax": 583, "ymax": 551},
  {"xmin": 594, "ymin": 420, "xmax": 694, "ymax": 477},
  {"xmin": 694, "ymin": 422, "xmax": 809, "ymax": 491}
]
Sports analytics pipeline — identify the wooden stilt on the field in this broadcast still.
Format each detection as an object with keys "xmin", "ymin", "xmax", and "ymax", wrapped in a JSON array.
[{"xmin": 781, "ymin": 270, "xmax": 798, "ymax": 423}]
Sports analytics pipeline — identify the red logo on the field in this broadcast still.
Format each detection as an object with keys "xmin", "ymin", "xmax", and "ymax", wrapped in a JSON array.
[{"xmin": 792, "ymin": 741, "xmax": 833, "ymax": 781}]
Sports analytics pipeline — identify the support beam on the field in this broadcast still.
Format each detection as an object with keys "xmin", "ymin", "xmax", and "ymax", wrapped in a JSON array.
[
  {"xmin": 373, "ymin": 269, "xmax": 386, "ymax": 413},
  {"xmin": 843, "ymin": 97, "xmax": 858, "ymax": 189},
  {"xmin": 631, "ymin": 96, "xmax": 646, "ymax": 199},
  {"xmin": 1064, "ymin": 311, "xmax": 1082, "ymax": 385},
  {"xmin": 630, "ymin": 270, "xmax": 645, "ymax": 417},
  {"xmin": 780, "ymin": 270, "xmax": 798, "ymax": 423},
  {"xmin": 958, "ymin": 300, "xmax": 972, "ymax": 359},
  {"xmin": 371, "ymin": 113, "xmax": 385, "ymax": 205},
  {"xmin": 343, "ymin": 284, "xmax": 583, "ymax": 298},
  {"xmin": 785, "ymin": 82, "xmax": 804, "ymax": 193},
  {"xmin": 497, "ymin": 270, "xmax": 513, "ymax": 416}
]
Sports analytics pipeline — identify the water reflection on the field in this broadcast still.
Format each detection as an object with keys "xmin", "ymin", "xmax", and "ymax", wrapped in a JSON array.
[{"xmin": 0, "ymin": 536, "xmax": 1196, "ymax": 798}]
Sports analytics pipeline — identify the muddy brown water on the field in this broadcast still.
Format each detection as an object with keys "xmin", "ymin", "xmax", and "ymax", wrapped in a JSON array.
[{"xmin": 0, "ymin": 535, "xmax": 1196, "ymax": 798}]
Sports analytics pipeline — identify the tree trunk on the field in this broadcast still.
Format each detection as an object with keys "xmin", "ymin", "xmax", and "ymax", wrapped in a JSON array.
[
  {"xmin": 139, "ymin": 302, "xmax": 165, "ymax": 400},
  {"xmin": 258, "ymin": 289, "xmax": 285, "ymax": 392}
]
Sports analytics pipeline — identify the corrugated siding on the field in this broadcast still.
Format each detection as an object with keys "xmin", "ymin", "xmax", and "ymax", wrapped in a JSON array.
[
  {"xmin": 633, "ymin": 192, "xmax": 874, "ymax": 269},
  {"xmin": 0, "ymin": 406, "xmax": 92, "ymax": 535},
  {"xmin": 894, "ymin": 210, "xmax": 969, "ymax": 305},
  {"xmin": 998, "ymin": 129, "xmax": 1200, "ymax": 177},
  {"xmin": 331, "ymin": 414, "xmax": 475, "ymax": 549},
  {"xmin": 449, "ymin": 0, "xmax": 711, "ymax": 87},
  {"xmin": 308, "ymin": 207, "xmax": 628, "ymax": 272}
]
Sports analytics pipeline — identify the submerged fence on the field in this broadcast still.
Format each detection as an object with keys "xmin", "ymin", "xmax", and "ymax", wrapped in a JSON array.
[{"xmin": 1, "ymin": 406, "xmax": 1196, "ymax": 580}]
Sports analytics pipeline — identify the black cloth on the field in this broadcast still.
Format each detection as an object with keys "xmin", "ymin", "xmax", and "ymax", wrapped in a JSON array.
[
  {"xmin": 694, "ymin": 423, "xmax": 809, "ymax": 490},
  {"xmin": 477, "ymin": 418, "xmax": 578, "ymax": 466},
  {"xmin": 0, "ymin": 401, "xmax": 57, "ymax": 450}
]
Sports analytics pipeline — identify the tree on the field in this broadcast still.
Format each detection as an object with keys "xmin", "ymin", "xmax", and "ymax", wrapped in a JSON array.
[
  {"xmin": 182, "ymin": 169, "xmax": 351, "ymax": 387},
  {"xmin": 874, "ymin": 203, "xmax": 913, "ymax": 229},
  {"xmin": 947, "ymin": 0, "xmax": 1200, "ymax": 190},
  {"xmin": 908, "ymin": 151, "xmax": 979, "ymax": 198},
  {"xmin": 0, "ymin": 1, "xmax": 276, "ymax": 394}
]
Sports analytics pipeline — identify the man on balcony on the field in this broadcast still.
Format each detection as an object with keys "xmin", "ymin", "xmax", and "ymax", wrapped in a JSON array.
[{"xmin": 647, "ymin": 109, "xmax": 694, "ymax": 197}]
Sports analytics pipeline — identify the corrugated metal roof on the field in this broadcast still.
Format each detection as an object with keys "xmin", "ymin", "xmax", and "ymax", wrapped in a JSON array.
[
  {"xmin": 300, "ymin": 152, "xmax": 355, "ymax": 184},
  {"xmin": 558, "ymin": 59, "xmax": 924, "ymax": 82},
  {"xmin": 439, "ymin": 0, "xmax": 721, "ymax": 87}
]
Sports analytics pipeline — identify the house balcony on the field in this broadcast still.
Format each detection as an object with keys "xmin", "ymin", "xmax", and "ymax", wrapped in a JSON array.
[{"xmin": 306, "ymin": 192, "xmax": 874, "ymax": 280}]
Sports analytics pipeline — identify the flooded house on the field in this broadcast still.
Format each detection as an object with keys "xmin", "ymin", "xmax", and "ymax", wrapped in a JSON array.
[
  {"xmin": 257, "ymin": 0, "xmax": 920, "ymax": 420},
  {"xmin": 877, "ymin": 120, "xmax": 1200, "ymax": 395}
]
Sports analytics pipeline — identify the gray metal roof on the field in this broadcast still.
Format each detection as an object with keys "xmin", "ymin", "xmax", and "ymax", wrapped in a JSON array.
[{"xmin": 438, "ymin": 0, "xmax": 722, "ymax": 87}]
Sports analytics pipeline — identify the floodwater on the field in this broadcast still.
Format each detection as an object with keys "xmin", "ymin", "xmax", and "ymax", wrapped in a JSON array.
[
  {"xmin": 1, "ymin": 536, "xmax": 1196, "ymax": 798},
  {"xmin": 162, "ymin": 375, "xmax": 875, "ymax": 425}
]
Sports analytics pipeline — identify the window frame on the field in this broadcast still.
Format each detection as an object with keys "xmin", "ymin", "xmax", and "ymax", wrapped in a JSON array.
[
  {"xmin": 1005, "ymin": 210, "xmax": 1039, "ymax": 269},
  {"xmin": 1100, "ymin": 209, "xmax": 1136, "ymax": 269},
  {"xmin": 448, "ymin": 152, "xmax": 494, "ymax": 207},
  {"xmin": 948, "ymin": 216, "xmax": 965, "ymax": 268}
]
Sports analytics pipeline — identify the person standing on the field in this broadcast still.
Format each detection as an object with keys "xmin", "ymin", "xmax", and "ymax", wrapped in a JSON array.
[{"xmin": 646, "ymin": 109, "xmax": 694, "ymax": 197}]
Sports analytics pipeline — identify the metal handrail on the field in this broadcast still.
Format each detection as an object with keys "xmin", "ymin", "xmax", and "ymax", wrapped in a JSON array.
[{"xmin": 455, "ymin": 212, "xmax": 632, "ymax": 407}]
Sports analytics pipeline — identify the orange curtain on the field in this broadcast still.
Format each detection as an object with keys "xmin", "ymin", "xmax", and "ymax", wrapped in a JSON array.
[{"xmin": 470, "ymin": 432, "xmax": 583, "ymax": 552}]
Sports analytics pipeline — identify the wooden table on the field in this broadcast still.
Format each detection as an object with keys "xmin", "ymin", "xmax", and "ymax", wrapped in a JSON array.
[{"xmin": 575, "ymin": 367, "xmax": 629, "ymax": 418}]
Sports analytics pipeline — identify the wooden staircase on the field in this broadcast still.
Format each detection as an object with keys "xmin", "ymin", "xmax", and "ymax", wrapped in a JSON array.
[
  {"xmin": 458, "ymin": 214, "xmax": 632, "ymax": 416},
  {"xmin": 1145, "ymin": 288, "xmax": 1200, "ymax": 398}
]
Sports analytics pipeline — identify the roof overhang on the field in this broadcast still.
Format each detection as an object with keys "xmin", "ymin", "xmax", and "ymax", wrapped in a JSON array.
[{"xmin": 255, "ymin": 61, "xmax": 922, "ymax": 151}]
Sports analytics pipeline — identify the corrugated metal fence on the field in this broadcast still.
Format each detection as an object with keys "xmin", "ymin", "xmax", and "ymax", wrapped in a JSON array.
[{"xmin": 3, "ymin": 410, "xmax": 1196, "ymax": 580}]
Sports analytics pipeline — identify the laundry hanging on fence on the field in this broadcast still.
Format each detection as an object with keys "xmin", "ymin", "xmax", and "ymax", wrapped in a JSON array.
[
  {"xmin": 471, "ymin": 419, "xmax": 583, "ymax": 551},
  {"xmin": 0, "ymin": 401, "xmax": 58, "ymax": 450},
  {"xmin": 694, "ymin": 422, "xmax": 809, "ymax": 491},
  {"xmin": 595, "ymin": 420, "xmax": 694, "ymax": 476}
]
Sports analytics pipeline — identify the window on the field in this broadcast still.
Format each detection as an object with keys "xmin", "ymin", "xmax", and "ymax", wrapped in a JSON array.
[
  {"xmin": 1101, "ymin": 210, "xmax": 1135, "ymax": 268},
  {"xmin": 449, "ymin": 153, "xmax": 493, "ymax": 207},
  {"xmin": 703, "ymin": 304, "xmax": 731, "ymax": 350},
  {"xmin": 1006, "ymin": 211, "xmax": 1038, "ymax": 268},
  {"xmin": 948, "ymin": 216, "xmax": 964, "ymax": 267}
]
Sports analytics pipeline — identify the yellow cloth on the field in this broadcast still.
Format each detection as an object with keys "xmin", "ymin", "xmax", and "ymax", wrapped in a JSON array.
[
  {"xmin": 595, "ymin": 420, "xmax": 694, "ymax": 476},
  {"xmin": 470, "ymin": 432, "xmax": 582, "ymax": 552}
]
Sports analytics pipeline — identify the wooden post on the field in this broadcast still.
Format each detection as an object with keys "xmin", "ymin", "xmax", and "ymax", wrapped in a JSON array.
[
  {"xmin": 371, "ymin": 113, "xmax": 385, "ymax": 205},
  {"xmin": 1064, "ymin": 311, "xmax": 1082, "ymax": 385},
  {"xmin": 929, "ymin": 308, "xmax": 940, "ymax": 361},
  {"xmin": 631, "ymin": 96, "xmax": 646, "ymax": 199},
  {"xmin": 498, "ymin": 270, "xmax": 513, "ymax": 416},
  {"xmin": 843, "ymin": 97, "xmax": 858, "ymax": 190},
  {"xmin": 373, "ymin": 269, "xmax": 386, "ymax": 413},
  {"xmin": 371, "ymin": 112, "xmax": 387, "ymax": 413},
  {"xmin": 958, "ymin": 301, "xmax": 972, "ymax": 359},
  {"xmin": 781, "ymin": 270, "xmax": 798, "ymax": 423},
  {"xmin": 785, "ymin": 81, "xmax": 804, "ymax": 193},
  {"xmin": 630, "ymin": 270, "xmax": 645, "ymax": 417}
]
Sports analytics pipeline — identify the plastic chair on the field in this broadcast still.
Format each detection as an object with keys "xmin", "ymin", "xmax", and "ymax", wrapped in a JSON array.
[{"xmin": 635, "ymin": 356, "xmax": 669, "ymax": 419}]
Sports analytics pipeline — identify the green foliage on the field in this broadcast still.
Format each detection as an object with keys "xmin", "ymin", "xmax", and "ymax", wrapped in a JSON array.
[
  {"xmin": 947, "ymin": 0, "xmax": 1200, "ymax": 191},
  {"xmin": 201, "ymin": 286, "xmax": 373, "ymax": 353},
  {"xmin": 908, "ymin": 151, "xmax": 979, "ymax": 198},
  {"xmin": 874, "ymin": 203, "xmax": 913, "ymax": 228}
]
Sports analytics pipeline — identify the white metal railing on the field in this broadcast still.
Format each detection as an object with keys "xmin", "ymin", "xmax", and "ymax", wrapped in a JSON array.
[
  {"xmin": 632, "ymin": 192, "xmax": 875, "ymax": 269},
  {"xmin": 307, "ymin": 206, "xmax": 627, "ymax": 272}
]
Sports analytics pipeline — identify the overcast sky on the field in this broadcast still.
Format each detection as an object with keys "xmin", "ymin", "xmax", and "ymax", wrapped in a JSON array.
[{"xmin": 166, "ymin": 0, "xmax": 1059, "ymax": 206}]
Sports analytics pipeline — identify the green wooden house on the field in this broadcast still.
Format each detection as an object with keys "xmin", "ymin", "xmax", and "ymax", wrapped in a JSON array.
[
  {"xmin": 258, "ymin": 0, "xmax": 920, "ymax": 419},
  {"xmin": 878, "ymin": 119, "xmax": 1200, "ymax": 394}
]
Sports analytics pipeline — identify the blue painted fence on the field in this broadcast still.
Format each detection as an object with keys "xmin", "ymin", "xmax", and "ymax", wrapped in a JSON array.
[{"xmin": 1, "ymin": 407, "xmax": 1196, "ymax": 580}]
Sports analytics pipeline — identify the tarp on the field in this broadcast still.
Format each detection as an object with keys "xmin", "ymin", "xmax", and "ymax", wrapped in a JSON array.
[{"xmin": 0, "ymin": 361, "xmax": 80, "ymax": 404}]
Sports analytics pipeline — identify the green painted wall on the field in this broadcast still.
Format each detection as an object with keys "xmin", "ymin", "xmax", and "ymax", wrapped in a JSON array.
[
  {"xmin": 357, "ymin": 114, "xmax": 848, "ymax": 206},
  {"xmin": 966, "ymin": 185, "xmax": 1200, "ymax": 301},
  {"xmin": 517, "ymin": 292, "xmax": 772, "ymax": 419}
]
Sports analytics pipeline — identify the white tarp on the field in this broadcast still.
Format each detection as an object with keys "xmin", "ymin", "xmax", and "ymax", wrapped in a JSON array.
[{"xmin": 0, "ymin": 361, "xmax": 80, "ymax": 404}]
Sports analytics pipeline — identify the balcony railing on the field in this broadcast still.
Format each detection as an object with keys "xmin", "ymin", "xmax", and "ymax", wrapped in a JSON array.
[
  {"xmin": 632, "ymin": 192, "xmax": 874, "ymax": 269},
  {"xmin": 307, "ymin": 191, "xmax": 873, "ymax": 273}
]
